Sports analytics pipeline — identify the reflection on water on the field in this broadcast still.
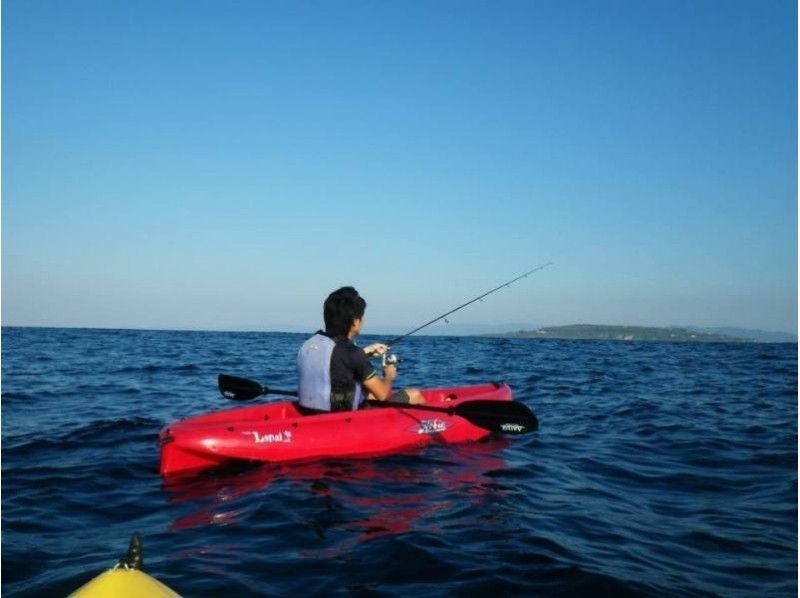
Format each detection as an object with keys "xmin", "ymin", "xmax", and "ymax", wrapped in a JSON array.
[{"xmin": 164, "ymin": 439, "xmax": 512, "ymax": 549}]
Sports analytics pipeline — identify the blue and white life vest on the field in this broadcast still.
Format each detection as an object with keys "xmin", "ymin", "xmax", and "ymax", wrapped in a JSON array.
[{"xmin": 296, "ymin": 333, "xmax": 363, "ymax": 411}]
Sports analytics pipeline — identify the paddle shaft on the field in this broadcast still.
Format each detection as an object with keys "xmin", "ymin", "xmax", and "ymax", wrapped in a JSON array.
[
  {"xmin": 221, "ymin": 376, "xmax": 472, "ymax": 414},
  {"xmin": 257, "ymin": 387, "xmax": 297, "ymax": 398},
  {"xmin": 218, "ymin": 374, "xmax": 537, "ymax": 433}
]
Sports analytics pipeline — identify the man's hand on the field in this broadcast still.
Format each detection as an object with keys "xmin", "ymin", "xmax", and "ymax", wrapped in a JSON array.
[{"xmin": 363, "ymin": 343, "xmax": 389, "ymax": 356}]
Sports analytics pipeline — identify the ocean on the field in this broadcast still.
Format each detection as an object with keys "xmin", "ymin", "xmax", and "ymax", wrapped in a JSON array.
[{"xmin": 2, "ymin": 327, "xmax": 797, "ymax": 596}]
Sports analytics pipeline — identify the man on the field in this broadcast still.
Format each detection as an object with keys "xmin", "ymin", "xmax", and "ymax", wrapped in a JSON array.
[{"xmin": 297, "ymin": 286, "xmax": 425, "ymax": 412}]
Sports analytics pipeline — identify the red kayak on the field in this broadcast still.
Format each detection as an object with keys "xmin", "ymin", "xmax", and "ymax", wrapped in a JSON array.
[{"xmin": 159, "ymin": 383, "xmax": 518, "ymax": 477}]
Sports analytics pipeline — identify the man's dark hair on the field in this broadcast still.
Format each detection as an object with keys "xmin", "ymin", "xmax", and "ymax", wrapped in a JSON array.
[{"xmin": 324, "ymin": 287, "xmax": 367, "ymax": 338}]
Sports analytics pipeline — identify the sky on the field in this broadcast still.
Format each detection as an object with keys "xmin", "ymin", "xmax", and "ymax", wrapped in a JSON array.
[{"xmin": 2, "ymin": 0, "xmax": 797, "ymax": 334}]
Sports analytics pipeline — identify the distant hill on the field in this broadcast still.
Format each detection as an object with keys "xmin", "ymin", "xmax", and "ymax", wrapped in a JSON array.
[
  {"xmin": 485, "ymin": 324, "xmax": 764, "ymax": 343},
  {"xmin": 685, "ymin": 326, "xmax": 797, "ymax": 343}
]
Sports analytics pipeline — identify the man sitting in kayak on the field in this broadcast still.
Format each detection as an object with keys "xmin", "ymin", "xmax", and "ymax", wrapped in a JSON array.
[{"xmin": 297, "ymin": 286, "xmax": 425, "ymax": 412}]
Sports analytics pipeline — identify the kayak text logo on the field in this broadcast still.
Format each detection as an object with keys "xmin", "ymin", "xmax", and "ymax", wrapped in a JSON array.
[
  {"xmin": 243, "ymin": 430, "xmax": 293, "ymax": 444},
  {"xmin": 500, "ymin": 423, "xmax": 525, "ymax": 433},
  {"xmin": 415, "ymin": 419, "xmax": 449, "ymax": 435}
]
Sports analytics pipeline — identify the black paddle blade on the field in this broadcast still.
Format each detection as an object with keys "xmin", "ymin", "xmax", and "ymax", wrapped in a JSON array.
[
  {"xmin": 454, "ymin": 400, "xmax": 539, "ymax": 434},
  {"xmin": 218, "ymin": 374, "xmax": 266, "ymax": 401}
]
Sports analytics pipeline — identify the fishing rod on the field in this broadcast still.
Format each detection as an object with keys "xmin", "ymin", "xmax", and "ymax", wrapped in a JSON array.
[{"xmin": 385, "ymin": 262, "xmax": 553, "ymax": 347}]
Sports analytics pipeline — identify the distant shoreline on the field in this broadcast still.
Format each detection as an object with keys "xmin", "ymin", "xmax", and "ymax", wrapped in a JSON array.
[{"xmin": 481, "ymin": 324, "xmax": 797, "ymax": 343}]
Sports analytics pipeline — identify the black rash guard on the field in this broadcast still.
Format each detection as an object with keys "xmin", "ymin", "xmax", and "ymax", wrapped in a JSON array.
[{"xmin": 319, "ymin": 331, "xmax": 377, "ymax": 411}]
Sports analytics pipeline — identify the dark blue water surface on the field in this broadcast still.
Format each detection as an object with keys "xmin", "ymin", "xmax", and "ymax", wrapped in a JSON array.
[{"xmin": 2, "ymin": 327, "xmax": 797, "ymax": 596}]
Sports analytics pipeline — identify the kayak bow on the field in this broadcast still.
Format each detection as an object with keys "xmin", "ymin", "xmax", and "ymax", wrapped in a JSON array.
[{"xmin": 69, "ymin": 534, "xmax": 180, "ymax": 598}]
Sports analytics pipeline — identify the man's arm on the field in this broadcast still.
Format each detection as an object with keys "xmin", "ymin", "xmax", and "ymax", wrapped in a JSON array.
[{"xmin": 362, "ymin": 363, "xmax": 396, "ymax": 401}]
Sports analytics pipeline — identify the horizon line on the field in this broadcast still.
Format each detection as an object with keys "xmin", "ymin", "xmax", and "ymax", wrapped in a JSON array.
[{"xmin": 2, "ymin": 322, "xmax": 797, "ymax": 338}]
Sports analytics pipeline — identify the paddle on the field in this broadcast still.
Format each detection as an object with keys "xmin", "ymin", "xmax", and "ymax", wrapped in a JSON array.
[
  {"xmin": 218, "ymin": 374, "xmax": 298, "ymax": 400},
  {"xmin": 218, "ymin": 374, "xmax": 538, "ymax": 434}
]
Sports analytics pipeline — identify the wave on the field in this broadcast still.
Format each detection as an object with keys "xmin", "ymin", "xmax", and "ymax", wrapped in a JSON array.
[{"xmin": 4, "ymin": 417, "xmax": 161, "ymax": 456}]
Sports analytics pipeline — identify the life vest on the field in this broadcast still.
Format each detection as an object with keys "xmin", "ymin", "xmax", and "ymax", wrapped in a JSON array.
[{"xmin": 296, "ymin": 333, "xmax": 363, "ymax": 411}]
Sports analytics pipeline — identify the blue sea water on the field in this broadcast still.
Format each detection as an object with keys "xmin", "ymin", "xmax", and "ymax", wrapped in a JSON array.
[{"xmin": 1, "ymin": 327, "xmax": 797, "ymax": 597}]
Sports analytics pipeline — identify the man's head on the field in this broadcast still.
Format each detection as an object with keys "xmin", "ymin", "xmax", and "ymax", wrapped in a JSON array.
[{"xmin": 324, "ymin": 286, "xmax": 367, "ymax": 338}]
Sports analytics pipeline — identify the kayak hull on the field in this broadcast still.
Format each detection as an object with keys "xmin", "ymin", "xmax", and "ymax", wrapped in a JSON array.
[
  {"xmin": 159, "ymin": 383, "xmax": 512, "ymax": 477},
  {"xmin": 69, "ymin": 569, "xmax": 180, "ymax": 598}
]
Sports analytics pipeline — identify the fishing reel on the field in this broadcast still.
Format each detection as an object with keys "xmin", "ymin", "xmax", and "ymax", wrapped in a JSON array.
[{"xmin": 365, "ymin": 346, "xmax": 400, "ymax": 368}]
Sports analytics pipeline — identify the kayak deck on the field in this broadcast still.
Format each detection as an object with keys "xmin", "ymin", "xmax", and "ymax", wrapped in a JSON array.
[{"xmin": 159, "ymin": 383, "xmax": 511, "ymax": 477}]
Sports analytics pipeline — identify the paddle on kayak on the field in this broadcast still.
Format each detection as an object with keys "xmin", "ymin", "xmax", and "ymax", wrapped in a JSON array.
[{"xmin": 218, "ymin": 374, "xmax": 538, "ymax": 434}]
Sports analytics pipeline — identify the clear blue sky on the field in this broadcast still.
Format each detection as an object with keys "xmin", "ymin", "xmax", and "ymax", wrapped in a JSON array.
[{"xmin": 2, "ymin": 0, "xmax": 797, "ymax": 334}]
